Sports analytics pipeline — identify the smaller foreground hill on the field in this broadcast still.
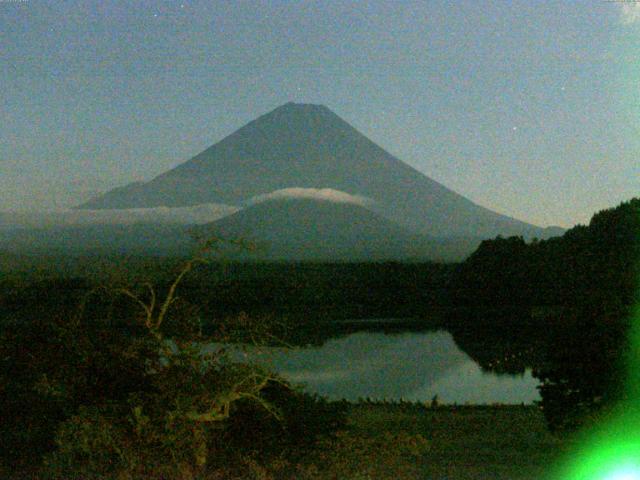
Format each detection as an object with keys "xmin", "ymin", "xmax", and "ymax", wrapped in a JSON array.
[{"xmin": 194, "ymin": 198, "xmax": 479, "ymax": 262}]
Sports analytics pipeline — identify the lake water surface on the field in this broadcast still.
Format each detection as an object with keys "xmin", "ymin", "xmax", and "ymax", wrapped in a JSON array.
[{"xmin": 246, "ymin": 329, "xmax": 540, "ymax": 404}]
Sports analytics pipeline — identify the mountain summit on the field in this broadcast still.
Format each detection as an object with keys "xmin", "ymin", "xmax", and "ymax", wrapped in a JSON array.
[{"xmin": 79, "ymin": 102, "xmax": 553, "ymax": 238}]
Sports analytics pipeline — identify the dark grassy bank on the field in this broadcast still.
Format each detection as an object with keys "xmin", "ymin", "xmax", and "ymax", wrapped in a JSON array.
[
  {"xmin": 347, "ymin": 403, "xmax": 567, "ymax": 480},
  {"xmin": 0, "ymin": 402, "xmax": 567, "ymax": 480}
]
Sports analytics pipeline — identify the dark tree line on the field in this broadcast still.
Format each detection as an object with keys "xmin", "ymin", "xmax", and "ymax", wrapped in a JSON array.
[
  {"xmin": 451, "ymin": 198, "xmax": 640, "ymax": 309},
  {"xmin": 449, "ymin": 198, "xmax": 640, "ymax": 431}
]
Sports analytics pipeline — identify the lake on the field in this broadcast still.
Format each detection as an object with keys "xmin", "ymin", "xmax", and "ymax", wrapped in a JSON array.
[{"xmin": 240, "ymin": 329, "xmax": 541, "ymax": 404}]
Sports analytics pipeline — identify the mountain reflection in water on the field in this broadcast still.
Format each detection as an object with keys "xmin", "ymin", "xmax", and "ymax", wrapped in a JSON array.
[{"xmin": 240, "ymin": 330, "xmax": 540, "ymax": 404}]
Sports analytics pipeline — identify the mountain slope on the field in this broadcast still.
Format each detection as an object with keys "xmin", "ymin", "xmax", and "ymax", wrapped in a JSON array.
[{"xmin": 79, "ymin": 102, "xmax": 556, "ymax": 239}]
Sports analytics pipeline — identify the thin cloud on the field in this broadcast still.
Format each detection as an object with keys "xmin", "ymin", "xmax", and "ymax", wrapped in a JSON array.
[
  {"xmin": 248, "ymin": 188, "xmax": 375, "ymax": 207},
  {"xmin": 621, "ymin": 3, "xmax": 640, "ymax": 24},
  {"xmin": 0, "ymin": 204, "xmax": 239, "ymax": 228}
]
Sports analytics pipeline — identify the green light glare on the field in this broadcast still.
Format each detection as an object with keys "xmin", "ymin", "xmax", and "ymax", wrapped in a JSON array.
[
  {"xmin": 554, "ymin": 432, "xmax": 640, "ymax": 479},
  {"xmin": 603, "ymin": 464, "xmax": 640, "ymax": 480},
  {"xmin": 548, "ymin": 306, "xmax": 640, "ymax": 480}
]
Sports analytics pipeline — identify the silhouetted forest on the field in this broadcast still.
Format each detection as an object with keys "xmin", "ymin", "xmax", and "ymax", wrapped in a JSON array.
[
  {"xmin": 450, "ymin": 198, "xmax": 640, "ymax": 310},
  {"xmin": 448, "ymin": 198, "xmax": 640, "ymax": 431},
  {"xmin": 0, "ymin": 260, "xmax": 454, "ymax": 328}
]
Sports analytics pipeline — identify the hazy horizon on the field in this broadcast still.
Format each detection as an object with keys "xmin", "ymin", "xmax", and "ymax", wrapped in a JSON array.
[{"xmin": 2, "ymin": 1, "xmax": 638, "ymax": 228}]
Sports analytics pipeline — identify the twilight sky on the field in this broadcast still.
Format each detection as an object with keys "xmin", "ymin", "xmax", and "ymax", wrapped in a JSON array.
[{"xmin": 1, "ymin": 0, "xmax": 638, "ymax": 228}]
